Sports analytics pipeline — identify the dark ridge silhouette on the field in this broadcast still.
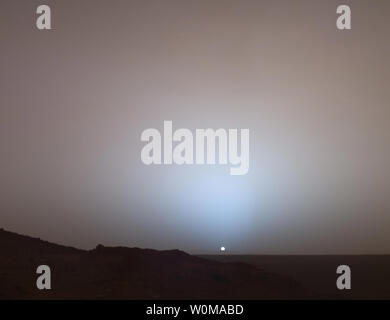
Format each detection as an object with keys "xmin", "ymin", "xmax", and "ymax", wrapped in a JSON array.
[{"xmin": 0, "ymin": 228, "xmax": 321, "ymax": 299}]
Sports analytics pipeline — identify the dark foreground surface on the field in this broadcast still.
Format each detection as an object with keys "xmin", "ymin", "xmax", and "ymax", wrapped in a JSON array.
[
  {"xmin": 0, "ymin": 228, "xmax": 317, "ymax": 299},
  {"xmin": 1, "ymin": 228, "xmax": 388, "ymax": 299},
  {"xmin": 201, "ymin": 255, "xmax": 390, "ymax": 299}
]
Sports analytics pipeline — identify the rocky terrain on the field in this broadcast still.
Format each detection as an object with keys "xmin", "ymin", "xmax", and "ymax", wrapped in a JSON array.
[{"xmin": 0, "ymin": 228, "xmax": 316, "ymax": 299}]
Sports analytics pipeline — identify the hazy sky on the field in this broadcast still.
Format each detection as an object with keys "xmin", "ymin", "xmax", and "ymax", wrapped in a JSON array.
[{"xmin": 1, "ymin": 0, "xmax": 389, "ymax": 254}]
